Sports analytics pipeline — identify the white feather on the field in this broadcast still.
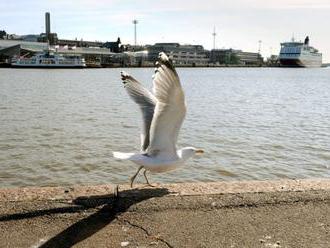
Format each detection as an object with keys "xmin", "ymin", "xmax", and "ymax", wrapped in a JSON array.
[
  {"xmin": 147, "ymin": 52, "xmax": 186, "ymax": 160},
  {"xmin": 113, "ymin": 152, "xmax": 135, "ymax": 160}
]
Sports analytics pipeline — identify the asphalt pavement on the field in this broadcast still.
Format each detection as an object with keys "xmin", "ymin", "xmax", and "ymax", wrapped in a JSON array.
[{"xmin": 1, "ymin": 180, "xmax": 330, "ymax": 248}]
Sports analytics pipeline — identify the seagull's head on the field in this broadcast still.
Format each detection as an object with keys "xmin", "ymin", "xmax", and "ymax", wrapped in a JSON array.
[{"xmin": 179, "ymin": 147, "xmax": 204, "ymax": 160}]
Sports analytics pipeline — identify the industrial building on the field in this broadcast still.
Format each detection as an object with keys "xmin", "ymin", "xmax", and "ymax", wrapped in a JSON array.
[{"xmin": 38, "ymin": 12, "xmax": 58, "ymax": 45}]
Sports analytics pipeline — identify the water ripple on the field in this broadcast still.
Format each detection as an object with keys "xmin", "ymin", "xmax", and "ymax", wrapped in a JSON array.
[{"xmin": 0, "ymin": 67, "xmax": 330, "ymax": 187}]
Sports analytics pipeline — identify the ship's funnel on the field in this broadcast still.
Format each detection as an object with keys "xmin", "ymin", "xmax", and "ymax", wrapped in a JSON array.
[{"xmin": 304, "ymin": 36, "xmax": 309, "ymax": 45}]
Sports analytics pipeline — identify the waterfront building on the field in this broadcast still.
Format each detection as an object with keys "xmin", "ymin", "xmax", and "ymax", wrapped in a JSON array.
[
  {"xmin": 147, "ymin": 43, "xmax": 209, "ymax": 66},
  {"xmin": 57, "ymin": 39, "xmax": 103, "ymax": 48},
  {"xmin": 0, "ymin": 40, "xmax": 48, "ymax": 65},
  {"xmin": 102, "ymin": 38, "xmax": 122, "ymax": 53},
  {"xmin": 124, "ymin": 44, "xmax": 149, "ymax": 52},
  {"xmin": 123, "ymin": 50, "xmax": 152, "ymax": 67},
  {"xmin": 0, "ymin": 40, "xmax": 48, "ymax": 52},
  {"xmin": 210, "ymin": 49, "xmax": 263, "ymax": 66},
  {"xmin": 0, "ymin": 40, "xmax": 119, "ymax": 67}
]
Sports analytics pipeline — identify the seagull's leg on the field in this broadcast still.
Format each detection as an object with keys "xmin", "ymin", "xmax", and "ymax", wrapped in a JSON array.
[
  {"xmin": 130, "ymin": 166, "xmax": 143, "ymax": 188},
  {"xmin": 113, "ymin": 185, "xmax": 119, "ymax": 198},
  {"xmin": 143, "ymin": 169, "xmax": 155, "ymax": 187}
]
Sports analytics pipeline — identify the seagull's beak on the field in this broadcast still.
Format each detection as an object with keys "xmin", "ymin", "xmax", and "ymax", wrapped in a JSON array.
[{"xmin": 195, "ymin": 149, "xmax": 204, "ymax": 155}]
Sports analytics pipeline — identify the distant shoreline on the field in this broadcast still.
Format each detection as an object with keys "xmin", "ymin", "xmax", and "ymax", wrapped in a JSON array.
[
  {"xmin": 1, "ymin": 63, "xmax": 329, "ymax": 69},
  {"xmin": 0, "ymin": 63, "xmax": 268, "ymax": 69}
]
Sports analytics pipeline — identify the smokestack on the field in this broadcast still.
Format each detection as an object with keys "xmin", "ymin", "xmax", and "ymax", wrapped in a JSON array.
[{"xmin": 45, "ymin": 12, "xmax": 50, "ymax": 36}]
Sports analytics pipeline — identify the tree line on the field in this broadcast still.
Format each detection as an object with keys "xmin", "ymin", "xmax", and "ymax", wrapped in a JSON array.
[{"xmin": 0, "ymin": 30, "xmax": 7, "ymax": 39}]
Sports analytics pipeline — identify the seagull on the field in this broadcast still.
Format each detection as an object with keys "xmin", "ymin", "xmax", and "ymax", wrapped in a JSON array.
[{"xmin": 113, "ymin": 52, "xmax": 204, "ymax": 187}]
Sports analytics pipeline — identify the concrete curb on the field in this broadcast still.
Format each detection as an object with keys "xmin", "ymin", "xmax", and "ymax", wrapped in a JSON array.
[{"xmin": 1, "ymin": 179, "xmax": 330, "ymax": 202}]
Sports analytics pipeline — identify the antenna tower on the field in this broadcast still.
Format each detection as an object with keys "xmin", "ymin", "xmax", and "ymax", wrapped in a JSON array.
[
  {"xmin": 212, "ymin": 27, "xmax": 217, "ymax": 50},
  {"xmin": 133, "ymin": 19, "xmax": 138, "ymax": 46}
]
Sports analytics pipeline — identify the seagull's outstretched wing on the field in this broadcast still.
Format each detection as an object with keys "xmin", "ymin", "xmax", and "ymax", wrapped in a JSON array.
[
  {"xmin": 121, "ymin": 71, "xmax": 157, "ymax": 151},
  {"xmin": 147, "ymin": 52, "xmax": 186, "ymax": 159}
]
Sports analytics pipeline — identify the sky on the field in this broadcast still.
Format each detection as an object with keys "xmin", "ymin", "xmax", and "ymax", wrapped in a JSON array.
[{"xmin": 1, "ymin": 0, "xmax": 330, "ymax": 62}]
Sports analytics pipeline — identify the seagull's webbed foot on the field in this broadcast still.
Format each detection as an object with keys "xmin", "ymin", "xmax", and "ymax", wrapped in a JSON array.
[
  {"xmin": 130, "ymin": 166, "xmax": 143, "ymax": 188},
  {"xmin": 143, "ymin": 169, "xmax": 155, "ymax": 187}
]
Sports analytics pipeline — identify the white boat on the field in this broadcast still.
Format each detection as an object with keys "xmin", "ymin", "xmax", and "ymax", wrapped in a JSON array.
[
  {"xmin": 279, "ymin": 36, "xmax": 322, "ymax": 68},
  {"xmin": 11, "ymin": 49, "xmax": 86, "ymax": 68}
]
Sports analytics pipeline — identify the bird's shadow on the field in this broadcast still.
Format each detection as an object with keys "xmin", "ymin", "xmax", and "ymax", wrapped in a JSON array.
[{"xmin": 0, "ymin": 187, "xmax": 169, "ymax": 248}]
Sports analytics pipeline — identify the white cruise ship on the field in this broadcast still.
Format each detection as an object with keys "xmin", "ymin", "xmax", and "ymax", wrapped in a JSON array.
[
  {"xmin": 12, "ymin": 49, "xmax": 86, "ymax": 68},
  {"xmin": 279, "ymin": 36, "xmax": 322, "ymax": 68}
]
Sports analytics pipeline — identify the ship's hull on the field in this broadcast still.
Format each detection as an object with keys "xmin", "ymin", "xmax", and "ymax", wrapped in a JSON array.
[
  {"xmin": 279, "ymin": 58, "xmax": 322, "ymax": 68},
  {"xmin": 279, "ymin": 59, "xmax": 305, "ymax": 67}
]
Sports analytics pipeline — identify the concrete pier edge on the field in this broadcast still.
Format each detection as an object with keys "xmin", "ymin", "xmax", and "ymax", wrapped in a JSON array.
[{"xmin": 1, "ymin": 178, "xmax": 330, "ymax": 202}]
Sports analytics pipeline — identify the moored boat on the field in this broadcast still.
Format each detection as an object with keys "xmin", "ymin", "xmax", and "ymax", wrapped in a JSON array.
[
  {"xmin": 11, "ymin": 49, "xmax": 86, "ymax": 68},
  {"xmin": 279, "ymin": 36, "xmax": 322, "ymax": 68}
]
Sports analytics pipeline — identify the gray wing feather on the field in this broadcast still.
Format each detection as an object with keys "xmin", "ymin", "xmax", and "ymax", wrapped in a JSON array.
[{"xmin": 121, "ymin": 71, "xmax": 157, "ymax": 151}]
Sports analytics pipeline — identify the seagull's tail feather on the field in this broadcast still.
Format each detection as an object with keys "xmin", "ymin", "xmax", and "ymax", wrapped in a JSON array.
[{"xmin": 113, "ymin": 151, "xmax": 136, "ymax": 160}]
